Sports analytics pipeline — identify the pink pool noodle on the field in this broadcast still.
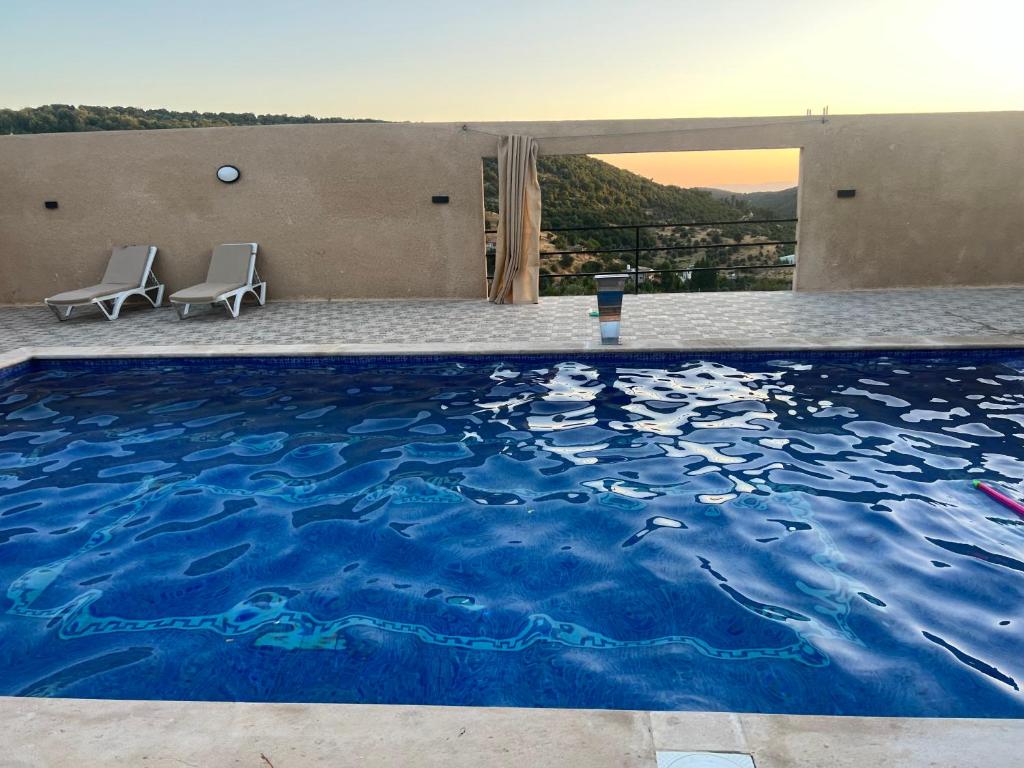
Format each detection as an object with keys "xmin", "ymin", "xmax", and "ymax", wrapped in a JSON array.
[{"xmin": 973, "ymin": 480, "xmax": 1024, "ymax": 519}]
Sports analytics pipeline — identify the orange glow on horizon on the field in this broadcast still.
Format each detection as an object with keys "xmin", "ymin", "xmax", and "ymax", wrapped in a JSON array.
[{"xmin": 592, "ymin": 149, "xmax": 800, "ymax": 192}]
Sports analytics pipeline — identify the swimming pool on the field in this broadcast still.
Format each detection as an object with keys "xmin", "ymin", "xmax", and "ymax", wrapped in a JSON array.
[{"xmin": 1, "ymin": 351, "xmax": 1021, "ymax": 716}]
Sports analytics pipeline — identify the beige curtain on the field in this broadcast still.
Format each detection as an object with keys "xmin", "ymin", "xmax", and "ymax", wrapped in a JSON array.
[{"xmin": 488, "ymin": 134, "xmax": 541, "ymax": 304}]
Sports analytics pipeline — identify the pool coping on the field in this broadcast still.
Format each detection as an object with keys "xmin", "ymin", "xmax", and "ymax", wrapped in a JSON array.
[
  {"xmin": 4, "ymin": 337, "xmax": 1023, "ymax": 766},
  {"xmin": 2, "ymin": 696, "xmax": 1021, "ymax": 767},
  {"xmin": 5, "ymin": 333, "xmax": 1024, "ymax": 369}
]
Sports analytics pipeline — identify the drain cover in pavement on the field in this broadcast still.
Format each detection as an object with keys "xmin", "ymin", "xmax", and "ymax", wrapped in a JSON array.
[{"xmin": 656, "ymin": 752, "xmax": 755, "ymax": 768}]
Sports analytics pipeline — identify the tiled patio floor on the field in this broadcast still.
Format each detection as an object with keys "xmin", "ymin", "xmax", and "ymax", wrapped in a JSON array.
[{"xmin": 2, "ymin": 288, "xmax": 1023, "ymax": 354}]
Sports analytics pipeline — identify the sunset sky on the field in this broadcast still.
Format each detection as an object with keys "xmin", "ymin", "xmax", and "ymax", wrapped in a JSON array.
[
  {"xmin": 3, "ymin": 0, "xmax": 1020, "ymax": 191},
  {"xmin": 592, "ymin": 150, "xmax": 801, "ymax": 192}
]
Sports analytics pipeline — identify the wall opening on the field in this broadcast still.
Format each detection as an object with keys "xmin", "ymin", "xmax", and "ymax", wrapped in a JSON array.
[{"xmin": 484, "ymin": 148, "xmax": 799, "ymax": 296}]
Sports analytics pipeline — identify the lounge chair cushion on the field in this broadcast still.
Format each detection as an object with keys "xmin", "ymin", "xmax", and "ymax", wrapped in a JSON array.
[
  {"xmin": 207, "ymin": 244, "xmax": 255, "ymax": 284},
  {"xmin": 46, "ymin": 283, "xmax": 137, "ymax": 305},
  {"xmin": 169, "ymin": 282, "xmax": 248, "ymax": 303},
  {"xmin": 102, "ymin": 245, "xmax": 154, "ymax": 287}
]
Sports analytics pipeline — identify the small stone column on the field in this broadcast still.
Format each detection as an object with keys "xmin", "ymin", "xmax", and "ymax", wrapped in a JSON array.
[{"xmin": 595, "ymin": 274, "xmax": 628, "ymax": 345}]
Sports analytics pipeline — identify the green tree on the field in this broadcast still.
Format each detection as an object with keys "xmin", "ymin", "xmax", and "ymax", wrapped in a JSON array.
[{"xmin": 689, "ymin": 258, "xmax": 719, "ymax": 292}]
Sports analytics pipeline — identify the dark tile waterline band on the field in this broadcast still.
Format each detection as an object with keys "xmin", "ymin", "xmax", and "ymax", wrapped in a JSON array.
[{"xmin": 4, "ymin": 344, "xmax": 1024, "ymax": 381}]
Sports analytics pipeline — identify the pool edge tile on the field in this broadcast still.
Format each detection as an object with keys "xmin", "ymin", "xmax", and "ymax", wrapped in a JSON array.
[{"xmin": 4, "ymin": 333, "xmax": 1024, "ymax": 368}]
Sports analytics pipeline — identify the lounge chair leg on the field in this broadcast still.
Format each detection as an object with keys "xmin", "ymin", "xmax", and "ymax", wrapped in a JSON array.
[
  {"xmin": 219, "ymin": 293, "xmax": 243, "ymax": 318},
  {"xmin": 241, "ymin": 283, "xmax": 266, "ymax": 308},
  {"xmin": 47, "ymin": 303, "xmax": 73, "ymax": 321},
  {"xmin": 144, "ymin": 269, "xmax": 164, "ymax": 308},
  {"xmin": 174, "ymin": 303, "xmax": 190, "ymax": 319},
  {"xmin": 144, "ymin": 283, "xmax": 165, "ymax": 307},
  {"xmin": 96, "ymin": 295, "xmax": 127, "ymax": 321}
]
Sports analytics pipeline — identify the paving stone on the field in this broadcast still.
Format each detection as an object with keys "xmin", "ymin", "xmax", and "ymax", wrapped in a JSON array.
[{"xmin": 2, "ymin": 288, "xmax": 1020, "ymax": 354}]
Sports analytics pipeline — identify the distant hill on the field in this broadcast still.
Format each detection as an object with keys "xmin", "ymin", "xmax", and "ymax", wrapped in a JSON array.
[
  {"xmin": 0, "ymin": 104, "xmax": 381, "ymax": 134},
  {"xmin": 701, "ymin": 186, "xmax": 798, "ymax": 219},
  {"xmin": 484, "ymin": 155, "xmax": 795, "ymax": 246},
  {"xmin": 484, "ymin": 156, "xmax": 796, "ymax": 295},
  {"xmin": 484, "ymin": 155, "xmax": 762, "ymax": 233}
]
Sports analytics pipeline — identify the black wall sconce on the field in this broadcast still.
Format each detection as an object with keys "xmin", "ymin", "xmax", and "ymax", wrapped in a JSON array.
[
  {"xmin": 431, "ymin": 195, "xmax": 450, "ymax": 204},
  {"xmin": 44, "ymin": 200, "xmax": 59, "ymax": 209},
  {"xmin": 837, "ymin": 189, "xmax": 856, "ymax": 198},
  {"xmin": 217, "ymin": 165, "xmax": 241, "ymax": 184}
]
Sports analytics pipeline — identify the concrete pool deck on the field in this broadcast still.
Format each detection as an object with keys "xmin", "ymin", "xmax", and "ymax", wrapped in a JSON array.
[
  {"xmin": 2, "ymin": 288, "xmax": 1023, "ymax": 767},
  {"xmin": 2, "ymin": 287, "xmax": 1024, "ymax": 355}
]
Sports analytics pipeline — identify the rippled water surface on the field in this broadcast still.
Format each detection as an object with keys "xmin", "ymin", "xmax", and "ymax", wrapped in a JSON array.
[{"xmin": 1, "ymin": 353, "xmax": 1023, "ymax": 716}]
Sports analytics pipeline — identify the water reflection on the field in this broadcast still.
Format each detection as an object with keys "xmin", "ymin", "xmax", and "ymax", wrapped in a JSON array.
[{"xmin": 1, "ymin": 353, "xmax": 1022, "ymax": 715}]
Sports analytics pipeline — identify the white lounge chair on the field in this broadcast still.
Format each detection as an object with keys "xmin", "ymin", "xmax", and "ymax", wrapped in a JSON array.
[
  {"xmin": 169, "ymin": 243, "xmax": 265, "ymax": 319},
  {"xmin": 44, "ymin": 245, "xmax": 163, "ymax": 321}
]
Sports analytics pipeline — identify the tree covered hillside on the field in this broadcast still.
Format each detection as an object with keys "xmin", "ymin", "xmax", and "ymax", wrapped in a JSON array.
[
  {"xmin": 0, "ymin": 104, "xmax": 381, "ymax": 134},
  {"xmin": 484, "ymin": 156, "xmax": 796, "ymax": 294},
  {"xmin": 702, "ymin": 186, "xmax": 798, "ymax": 219},
  {"xmin": 485, "ymin": 155, "xmax": 756, "ymax": 231}
]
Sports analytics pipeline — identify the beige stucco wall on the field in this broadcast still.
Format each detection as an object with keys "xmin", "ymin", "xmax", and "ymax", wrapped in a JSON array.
[
  {"xmin": 790, "ymin": 112, "xmax": 1024, "ymax": 291},
  {"xmin": 0, "ymin": 123, "xmax": 493, "ymax": 304},
  {"xmin": 1, "ymin": 111, "xmax": 1022, "ymax": 303}
]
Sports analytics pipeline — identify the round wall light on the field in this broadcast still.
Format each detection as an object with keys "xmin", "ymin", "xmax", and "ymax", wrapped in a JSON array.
[{"xmin": 216, "ymin": 165, "xmax": 241, "ymax": 184}]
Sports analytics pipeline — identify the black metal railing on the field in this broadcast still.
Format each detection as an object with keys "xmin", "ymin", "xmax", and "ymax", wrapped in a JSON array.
[{"xmin": 485, "ymin": 218, "xmax": 797, "ymax": 294}]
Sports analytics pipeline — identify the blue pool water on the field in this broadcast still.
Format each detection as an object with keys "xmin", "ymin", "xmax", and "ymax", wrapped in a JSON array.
[{"xmin": 1, "ymin": 352, "xmax": 1022, "ymax": 716}]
